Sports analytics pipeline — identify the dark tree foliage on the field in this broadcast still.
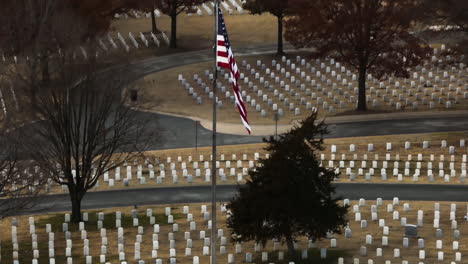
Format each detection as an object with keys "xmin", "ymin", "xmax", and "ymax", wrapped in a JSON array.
[
  {"xmin": 0, "ymin": 0, "xmax": 132, "ymax": 54},
  {"xmin": 0, "ymin": 0, "xmax": 134, "ymax": 90},
  {"xmin": 421, "ymin": 0, "xmax": 468, "ymax": 32},
  {"xmin": 285, "ymin": 0, "xmax": 431, "ymax": 111},
  {"xmin": 156, "ymin": 0, "xmax": 209, "ymax": 48},
  {"xmin": 243, "ymin": 0, "xmax": 290, "ymax": 55},
  {"xmin": 227, "ymin": 111, "xmax": 348, "ymax": 259},
  {"xmin": 420, "ymin": 0, "xmax": 468, "ymax": 63}
]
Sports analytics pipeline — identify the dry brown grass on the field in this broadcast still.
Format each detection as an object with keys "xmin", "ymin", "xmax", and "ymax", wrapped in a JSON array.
[{"xmin": 1, "ymin": 200, "xmax": 467, "ymax": 263}]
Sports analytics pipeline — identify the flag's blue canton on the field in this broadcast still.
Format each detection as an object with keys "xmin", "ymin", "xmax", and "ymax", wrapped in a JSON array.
[{"xmin": 218, "ymin": 8, "xmax": 230, "ymax": 50}]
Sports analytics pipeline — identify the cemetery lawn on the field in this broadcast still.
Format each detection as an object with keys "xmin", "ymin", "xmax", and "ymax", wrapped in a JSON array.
[
  {"xmin": 135, "ymin": 53, "xmax": 305, "ymax": 126},
  {"xmin": 95, "ymin": 14, "xmax": 279, "ymax": 69},
  {"xmin": 1, "ymin": 201, "xmax": 467, "ymax": 263},
  {"xmin": 43, "ymin": 131, "xmax": 468, "ymax": 195},
  {"xmin": 135, "ymin": 53, "xmax": 468, "ymax": 126},
  {"xmin": 111, "ymin": 13, "xmax": 278, "ymax": 53}
]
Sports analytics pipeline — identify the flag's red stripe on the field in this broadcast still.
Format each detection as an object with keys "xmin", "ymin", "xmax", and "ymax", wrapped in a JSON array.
[
  {"xmin": 232, "ymin": 85, "xmax": 249, "ymax": 120},
  {"xmin": 217, "ymin": 62, "xmax": 230, "ymax": 68},
  {"xmin": 217, "ymin": 51, "xmax": 228, "ymax": 57}
]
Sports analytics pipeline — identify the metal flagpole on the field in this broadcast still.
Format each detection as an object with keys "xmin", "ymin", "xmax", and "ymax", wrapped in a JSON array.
[{"xmin": 211, "ymin": 0, "xmax": 219, "ymax": 263}]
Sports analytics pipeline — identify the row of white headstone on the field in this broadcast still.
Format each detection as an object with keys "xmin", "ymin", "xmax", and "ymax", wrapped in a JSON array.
[
  {"xmin": 92, "ymin": 155, "xmax": 468, "ymax": 188},
  {"xmin": 99, "ymin": 32, "xmax": 169, "ymax": 53},
  {"xmin": 40, "ymin": 138, "xmax": 466, "ymax": 192},
  {"xmin": 13, "ymin": 199, "xmax": 468, "ymax": 264},
  {"xmin": 329, "ymin": 140, "xmax": 466, "ymax": 153},
  {"xmin": 179, "ymin": 52, "xmax": 465, "ymax": 115},
  {"xmin": 49, "ymin": 139, "xmax": 467, "ymax": 191}
]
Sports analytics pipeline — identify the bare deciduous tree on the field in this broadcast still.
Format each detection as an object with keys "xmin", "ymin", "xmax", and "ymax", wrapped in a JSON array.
[
  {"xmin": 243, "ymin": 0, "xmax": 290, "ymax": 55},
  {"xmin": 285, "ymin": 0, "xmax": 431, "ymax": 111},
  {"xmin": 17, "ymin": 41, "xmax": 158, "ymax": 222},
  {"xmin": 156, "ymin": 0, "xmax": 209, "ymax": 48}
]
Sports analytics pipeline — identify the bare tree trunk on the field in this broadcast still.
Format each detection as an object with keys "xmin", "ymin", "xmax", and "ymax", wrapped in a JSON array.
[
  {"xmin": 170, "ymin": 13, "xmax": 177, "ymax": 48},
  {"xmin": 69, "ymin": 187, "xmax": 83, "ymax": 223},
  {"xmin": 357, "ymin": 65, "xmax": 367, "ymax": 111},
  {"xmin": 150, "ymin": 7, "xmax": 160, "ymax": 34},
  {"xmin": 41, "ymin": 55, "xmax": 50, "ymax": 84},
  {"xmin": 286, "ymin": 234, "xmax": 297, "ymax": 260},
  {"xmin": 30, "ymin": 86, "xmax": 37, "ymax": 109},
  {"xmin": 277, "ymin": 15, "xmax": 284, "ymax": 56}
]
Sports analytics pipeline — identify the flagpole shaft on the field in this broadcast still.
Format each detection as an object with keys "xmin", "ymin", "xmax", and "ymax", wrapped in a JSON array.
[{"xmin": 211, "ymin": 1, "xmax": 219, "ymax": 264}]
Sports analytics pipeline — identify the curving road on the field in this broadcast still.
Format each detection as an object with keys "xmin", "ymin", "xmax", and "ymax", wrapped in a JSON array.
[
  {"xmin": 151, "ymin": 112, "xmax": 468, "ymax": 150},
  {"xmin": 22, "ymin": 183, "xmax": 468, "ymax": 215},
  {"xmin": 112, "ymin": 44, "xmax": 468, "ymax": 150}
]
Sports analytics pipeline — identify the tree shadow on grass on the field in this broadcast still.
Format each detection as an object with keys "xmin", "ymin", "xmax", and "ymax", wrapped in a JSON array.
[{"xmin": 253, "ymin": 248, "xmax": 351, "ymax": 264}]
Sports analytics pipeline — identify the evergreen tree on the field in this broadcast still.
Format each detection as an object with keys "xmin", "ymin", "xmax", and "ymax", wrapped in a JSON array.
[{"xmin": 227, "ymin": 111, "xmax": 348, "ymax": 259}]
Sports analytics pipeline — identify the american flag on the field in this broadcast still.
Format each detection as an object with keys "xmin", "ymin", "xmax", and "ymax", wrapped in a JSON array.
[{"xmin": 216, "ymin": 6, "xmax": 251, "ymax": 134}]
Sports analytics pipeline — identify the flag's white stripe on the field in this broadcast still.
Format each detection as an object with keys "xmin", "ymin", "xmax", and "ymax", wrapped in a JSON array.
[
  {"xmin": 231, "ymin": 65, "xmax": 238, "ymax": 75},
  {"xmin": 232, "ymin": 89, "xmax": 243, "ymax": 106},
  {"xmin": 233, "ymin": 91, "xmax": 246, "ymax": 116},
  {"xmin": 217, "ymin": 56, "xmax": 229, "ymax": 64},
  {"xmin": 232, "ymin": 61, "xmax": 238, "ymax": 71},
  {"xmin": 228, "ymin": 50, "xmax": 239, "ymax": 74},
  {"xmin": 227, "ymin": 66, "xmax": 247, "ymax": 117},
  {"xmin": 229, "ymin": 74, "xmax": 240, "ymax": 89},
  {"xmin": 217, "ymin": 46, "xmax": 227, "ymax": 52},
  {"xmin": 240, "ymin": 115, "xmax": 251, "ymax": 132},
  {"xmin": 231, "ymin": 81, "xmax": 246, "ymax": 112},
  {"xmin": 231, "ymin": 66, "xmax": 238, "ymax": 78},
  {"xmin": 229, "ymin": 72, "xmax": 236, "ymax": 84},
  {"xmin": 217, "ymin": 35, "xmax": 225, "ymax": 41}
]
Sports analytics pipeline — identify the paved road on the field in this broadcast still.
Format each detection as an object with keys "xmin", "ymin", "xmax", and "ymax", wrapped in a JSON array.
[
  {"xmin": 143, "ymin": 111, "xmax": 468, "ymax": 149},
  {"xmin": 17, "ymin": 109, "xmax": 468, "ymax": 151},
  {"xmin": 23, "ymin": 183, "xmax": 468, "ymax": 215}
]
